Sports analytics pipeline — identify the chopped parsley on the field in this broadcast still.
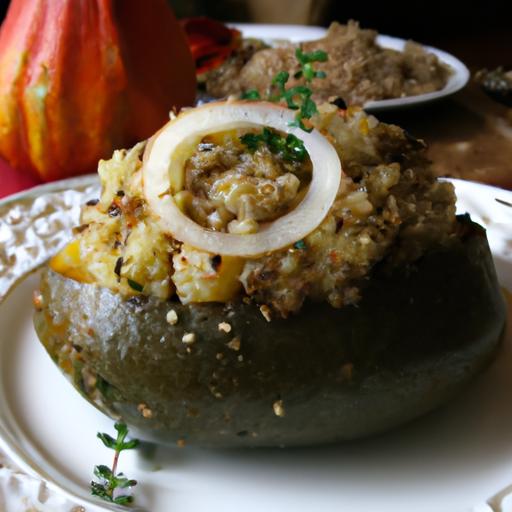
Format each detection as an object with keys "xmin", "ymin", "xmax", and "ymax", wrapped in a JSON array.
[
  {"xmin": 127, "ymin": 279, "xmax": 143, "ymax": 292},
  {"xmin": 240, "ymin": 48, "xmax": 329, "ymax": 149},
  {"xmin": 240, "ymin": 127, "xmax": 307, "ymax": 162},
  {"xmin": 294, "ymin": 48, "xmax": 328, "ymax": 81},
  {"xmin": 241, "ymin": 89, "xmax": 261, "ymax": 100}
]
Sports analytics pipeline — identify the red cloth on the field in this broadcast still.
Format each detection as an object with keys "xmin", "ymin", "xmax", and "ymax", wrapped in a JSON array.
[{"xmin": 0, "ymin": 158, "xmax": 42, "ymax": 199}]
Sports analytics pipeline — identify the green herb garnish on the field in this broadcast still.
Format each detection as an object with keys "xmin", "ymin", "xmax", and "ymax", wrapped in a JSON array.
[
  {"xmin": 270, "ymin": 71, "xmax": 290, "ymax": 100},
  {"xmin": 240, "ymin": 47, "xmax": 329, "ymax": 152},
  {"xmin": 91, "ymin": 422, "xmax": 140, "ymax": 505},
  {"xmin": 293, "ymin": 239, "xmax": 307, "ymax": 250},
  {"xmin": 284, "ymin": 86, "xmax": 318, "ymax": 132},
  {"xmin": 283, "ymin": 49, "xmax": 328, "ymax": 131},
  {"xmin": 294, "ymin": 48, "xmax": 328, "ymax": 81},
  {"xmin": 241, "ymin": 89, "xmax": 261, "ymax": 100},
  {"xmin": 127, "ymin": 279, "xmax": 143, "ymax": 292},
  {"xmin": 240, "ymin": 127, "xmax": 307, "ymax": 162}
]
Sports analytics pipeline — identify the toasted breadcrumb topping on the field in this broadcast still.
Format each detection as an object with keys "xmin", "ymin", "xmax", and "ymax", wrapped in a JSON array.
[
  {"xmin": 182, "ymin": 333, "xmax": 196, "ymax": 344},
  {"xmin": 166, "ymin": 309, "xmax": 178, "ymax": 325},
  {"xmin": 218, "ymin": 321, "xmax": 232, "ymax": 333},
  {"xmin": 57, "ymin": 104, "xmax": 456, "ymax": 318},
  {"xmin": 227, "ymin": 337, "xmax": 241, "ymax": 351},
  {"xmin": 273, "ymin": 400, "xmax": 285, "ymax": 417}
]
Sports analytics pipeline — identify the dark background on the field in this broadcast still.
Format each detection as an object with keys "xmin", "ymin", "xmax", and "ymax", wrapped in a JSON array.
[
  {"xmin": 0, "ymin": 0, "xmax": 510, "ymax": 70},
  {"xmin": 168, "ymin": 0, "xmax": 512, "ymax": 70}
]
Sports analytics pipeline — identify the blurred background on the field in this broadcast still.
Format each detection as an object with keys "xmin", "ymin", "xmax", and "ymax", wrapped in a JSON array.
[
  {"xmin": 169, "ymin": 0, "xmax": 510, "ymax": 70},
  {"xmin": 0, "ymin": 0, "xmax": 510, "ymax": 70},
  {"xmin": 0, "ymin": 0, "xmax": 510, "ymax": 192}
]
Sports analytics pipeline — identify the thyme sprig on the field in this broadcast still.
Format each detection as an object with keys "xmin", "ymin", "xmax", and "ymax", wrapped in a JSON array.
[
  {"xmin": 91, "ymin": 422, "xmax": 140, "ymax": 505},
  {"xmin": 294, "ymin": 48, "xmax": 328, "ymax": 81},
  {"xmin": 240, "ymin": 47, "xmax": 328, "ymax": 156}
]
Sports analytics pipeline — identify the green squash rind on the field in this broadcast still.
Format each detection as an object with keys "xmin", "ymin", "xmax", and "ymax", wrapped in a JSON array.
[{"xmin": 34, "ymin": 220, "xmax": 507, "ymax": 447}]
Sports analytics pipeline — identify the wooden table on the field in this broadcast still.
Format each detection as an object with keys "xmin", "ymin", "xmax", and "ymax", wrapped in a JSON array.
[{"xmin": 379, "ymin": 81, "xmax": 512, "ymax": 190}]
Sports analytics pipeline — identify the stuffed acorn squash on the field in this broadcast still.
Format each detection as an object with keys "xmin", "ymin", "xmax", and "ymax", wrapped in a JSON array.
[{"xmin": 33, "ymin": 100, "xmax": 506, "ymax": 447}]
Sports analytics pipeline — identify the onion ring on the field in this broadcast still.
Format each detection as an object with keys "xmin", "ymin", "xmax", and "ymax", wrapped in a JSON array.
[{"xmin": 143, "ymin": 101, "xmax": 342, "ymax": 257}]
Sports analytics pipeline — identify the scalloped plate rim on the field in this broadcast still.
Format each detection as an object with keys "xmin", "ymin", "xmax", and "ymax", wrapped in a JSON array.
[{"xmin": 0, "ymin": 177, "xmax": 510, "ymax": 512}]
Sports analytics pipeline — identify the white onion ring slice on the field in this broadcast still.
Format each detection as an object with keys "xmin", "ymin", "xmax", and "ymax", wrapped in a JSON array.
[{"xmin": 143, "ymin": 101, "xmax": 342, "ymax": 257}]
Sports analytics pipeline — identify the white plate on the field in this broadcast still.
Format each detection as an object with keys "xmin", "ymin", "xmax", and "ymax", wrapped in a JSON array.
[
  {"xmin": 0, "ymin": 178, "xmax": 511, "ymax": 512},
  {"xmin": 232, "ymin": 24, "xmax": 470, "ymax": 112}
]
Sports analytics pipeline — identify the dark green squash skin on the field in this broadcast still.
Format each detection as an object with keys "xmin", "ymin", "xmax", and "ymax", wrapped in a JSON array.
[{"xmin": 34, "ymin": 220, "xmax": 506, "ymax": 447}]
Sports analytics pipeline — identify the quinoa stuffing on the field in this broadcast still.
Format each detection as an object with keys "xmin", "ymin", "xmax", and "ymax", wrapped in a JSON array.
[
  {"xmin": 175, "ymin": 129, "xmax": 311, "ymax": 235},
  {"xmin": 51, "ymin": 103, "xmax": 456, "ymax": 318}
]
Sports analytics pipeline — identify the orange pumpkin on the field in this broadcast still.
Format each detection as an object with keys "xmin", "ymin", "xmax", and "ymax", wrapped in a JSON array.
[{"xmin": 0, "ymin": 0, "xmax": 197, "ymax": 181}]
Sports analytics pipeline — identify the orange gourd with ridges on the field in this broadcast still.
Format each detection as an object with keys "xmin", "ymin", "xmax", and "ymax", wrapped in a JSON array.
[{"xmin": 0, "ymin": 0, "xmax": 196, "ymax": 181}]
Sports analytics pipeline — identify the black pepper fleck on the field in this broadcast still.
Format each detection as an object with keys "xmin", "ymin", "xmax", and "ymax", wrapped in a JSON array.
[
  {"xmin": 108, "ymin": 204, "xmax": 121, "ymax": 217},
  {"xmin": 331, "ymin": 97, "xmax": 347, "ymax": 109},
  {"xmin": 258, "ymin": 271, "xmax": 276, "ymax": 281},
  {"xmin": 404, "ymin": 131, "xmax": 427, "ymax": 150},
  {"xmin": 72, "ymin": 224, "xmax": 89, "ymax": 234},
  {"xmin": 211, "ymin": 255, "xmax": 222, "ymax": 272},
  {"xmin": 114, "ymin": 257, "xmax": 123, "ymax": 277}
]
